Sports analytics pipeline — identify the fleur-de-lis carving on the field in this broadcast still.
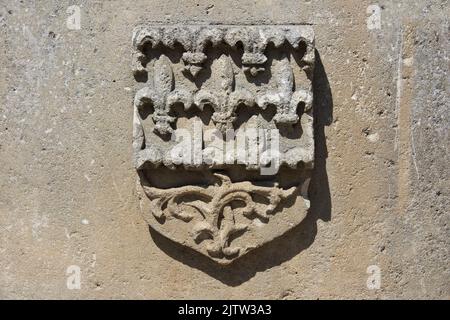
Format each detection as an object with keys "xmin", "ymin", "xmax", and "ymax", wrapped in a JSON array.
[
  {"xmin": 182, "ymin": 28, "xmax": 224, "ymax": 77},
  {"xmin": 134, "ymin": 55, "xmax": 193, "ymax": 135},
  {"xmin": 224, "ymin": 27, "xmax": 268, "ymax": 76},
  {"xmin": 257, "ymin": 54, "xmax": 313, "ymax": 125},
  {"xmin": 193, "ymin": 55, "xmax": 254, "ymax": 133}
]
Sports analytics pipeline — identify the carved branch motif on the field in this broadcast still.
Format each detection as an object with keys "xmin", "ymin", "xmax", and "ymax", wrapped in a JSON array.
[{"xmin": 143, "ymin": 173, "xmax": 297, "ymax": 259}]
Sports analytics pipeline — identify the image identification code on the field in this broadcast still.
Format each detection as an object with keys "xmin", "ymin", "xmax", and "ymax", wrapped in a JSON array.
[{"xmin": 178, "ymin": 304, "xmax": 272, "ymax": 317}]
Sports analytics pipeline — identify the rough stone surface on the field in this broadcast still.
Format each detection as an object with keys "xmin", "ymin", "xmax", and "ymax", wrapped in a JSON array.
[{"xmin": 0, "ymin": 0, "xmax": 448, "ymax": 298}]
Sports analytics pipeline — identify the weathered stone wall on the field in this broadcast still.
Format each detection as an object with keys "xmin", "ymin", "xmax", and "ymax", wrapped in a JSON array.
[{"xmin": 0, "ymin": 0, "xmax": 448, "ymax": 299}]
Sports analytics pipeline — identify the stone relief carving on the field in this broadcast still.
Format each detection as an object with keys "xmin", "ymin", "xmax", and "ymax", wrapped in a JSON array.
[{"xmin": 132, "ymin": 24, "xmax": 315, "ymax": 264}]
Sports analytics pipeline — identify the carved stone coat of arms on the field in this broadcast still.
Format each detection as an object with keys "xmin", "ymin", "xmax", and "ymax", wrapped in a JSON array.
[{"xmin": 132, "ymin": 24, "xmax": 315, "ymax": 264}]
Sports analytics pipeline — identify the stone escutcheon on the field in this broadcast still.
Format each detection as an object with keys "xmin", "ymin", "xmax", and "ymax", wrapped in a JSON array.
[{"xmin": 132, "ymin": 24, "xmax": 315, "ymax": 264}]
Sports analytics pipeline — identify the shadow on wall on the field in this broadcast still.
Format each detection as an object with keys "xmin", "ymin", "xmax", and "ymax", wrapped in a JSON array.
[{"xmin": 148, "ymin": 50, "xmax": 333, "ymax": 286}]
